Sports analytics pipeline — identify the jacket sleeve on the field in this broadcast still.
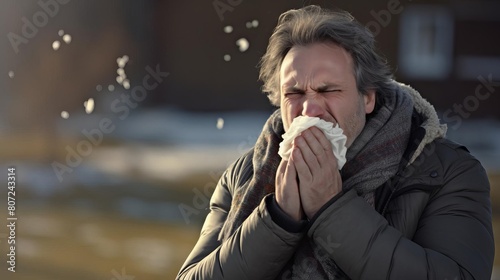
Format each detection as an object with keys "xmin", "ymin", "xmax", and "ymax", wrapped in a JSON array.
[
  {"xmin": 176, "ymin": 155, "xmax": 304, "ymax": 280},
  {"xmin": 307, "ymin": 146, "xmax": 494, "ymax": 280}
]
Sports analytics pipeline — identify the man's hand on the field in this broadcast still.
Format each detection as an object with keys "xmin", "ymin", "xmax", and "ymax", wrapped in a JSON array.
[
  {"xmin": 275, "ymin": 158, "xmax": 304, "ymax": 222},
  {"xmin": 291, "ymin": 126, "xmax": 342, "ymax": 219}
]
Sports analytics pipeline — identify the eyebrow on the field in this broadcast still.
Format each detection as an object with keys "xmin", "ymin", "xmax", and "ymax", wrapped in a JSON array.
[
  {"xmin": 315, "ymin": 84, "xmax": 337, "ymax": 91},
  {"xmin": 282, "ymin": 85, "xmax": 304, "ymax": 93},
  {"xmin": 318, "ymin": 81, "xmax": 343, "ymax": 88},
  {"xmin": 282, "ymin": 82, "xmax": 342, "ymax": 93}
]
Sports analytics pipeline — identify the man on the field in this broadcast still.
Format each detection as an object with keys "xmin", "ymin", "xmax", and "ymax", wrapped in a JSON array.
[{"xmin": 177, "ymin": 5, "xmax": 494, "ymax": 280}]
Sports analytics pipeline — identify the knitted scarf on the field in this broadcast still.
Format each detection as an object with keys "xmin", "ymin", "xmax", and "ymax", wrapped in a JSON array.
[{"xmin": 218, "ymin": 82, "xmax": 446, "ymax": 279}]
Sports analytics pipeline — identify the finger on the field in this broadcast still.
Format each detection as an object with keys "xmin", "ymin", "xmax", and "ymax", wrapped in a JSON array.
[
  {"xmin": 301, "ymin": 128, "xmax": 328, "ymax": 164},
  {"xmin": 283, "ymin": 158, "xmax": 304, "ymax": 220},
  {"xmin": 287, "ymin": 160, "xmax": 305, "ymax": 219},
  {"xmin": 293, "ymin": 134, "xmax": 320, "ymax": 173},
  {"xmin": 308, "ymin": 126, "xmax": 333, "ymax": 152},
  {"xmin": 284, "ymin": 158, "xmax": 296, "ymax": 186},
  {"xmin": 275, "ymin": 159, "xmax": 287, "ymax": 186},
  {"xmin": 309, "ymin": 126, "xmax": 338, "ymax": 168},
  {"xmin": 291, "ymin": 145, "xmax": 312, "ymax": 182}
]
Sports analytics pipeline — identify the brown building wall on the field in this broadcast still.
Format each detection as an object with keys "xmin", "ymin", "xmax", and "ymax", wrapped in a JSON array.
[{"xmin": 151, "ymin": 0, "xmax": 500, "ymax": 119}]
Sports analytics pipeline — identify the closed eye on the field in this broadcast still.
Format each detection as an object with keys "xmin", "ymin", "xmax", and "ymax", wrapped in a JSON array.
[
  {"xmin": 315, "ymin": 85, "xmax": 342, "ymax": 93},
  {"xmin": 284, "ymin": 92, "xmax": 304, "ymax": 97},
  {"xmin": 319, "ymin": 89, "xmax": 341, "ymax": 93}
]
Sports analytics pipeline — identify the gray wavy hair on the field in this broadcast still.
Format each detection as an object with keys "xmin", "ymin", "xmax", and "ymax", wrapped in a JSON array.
[{"xmin": 258, "ymin": 5, "xmax": 394, "ymax": 107}]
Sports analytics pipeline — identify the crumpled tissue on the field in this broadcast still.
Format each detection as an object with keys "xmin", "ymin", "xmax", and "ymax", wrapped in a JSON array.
[{"xmin": 278, "ymin": 116, "xmax": 347, "ymax": 169}]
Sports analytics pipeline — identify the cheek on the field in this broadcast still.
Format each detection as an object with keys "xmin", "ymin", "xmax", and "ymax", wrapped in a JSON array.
[
  {"xmin": 281, "ymin": 99, "xmax": 301, "ymax": 131},
  {"xmin": 280, "ymin": 100, "xmax": 291, "ymax": 130},
  {"xmin": 344, "ymin": 101, "xmax": 366, "ymax": 146}
]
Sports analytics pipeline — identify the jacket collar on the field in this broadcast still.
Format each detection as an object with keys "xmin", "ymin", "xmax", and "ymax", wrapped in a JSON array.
[{"xmin": 393, "ymin": 81, "xmax": 448, "ymax": 166}]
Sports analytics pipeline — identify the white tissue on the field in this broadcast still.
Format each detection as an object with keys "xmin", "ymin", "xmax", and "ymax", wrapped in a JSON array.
[{"xmin": 278, "ymin": 116, "xmax": 347, "ymax": 169}]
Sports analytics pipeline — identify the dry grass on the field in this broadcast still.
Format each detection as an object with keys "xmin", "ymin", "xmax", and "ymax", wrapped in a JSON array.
[{"xmin": 0, "ymin": 205, "xmax": 200, "ymax": 280}]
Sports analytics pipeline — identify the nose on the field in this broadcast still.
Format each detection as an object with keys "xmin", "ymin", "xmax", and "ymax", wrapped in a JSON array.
[{"xmin": 301, "ymin": 96, "xmax": 324, "ymax": 118}]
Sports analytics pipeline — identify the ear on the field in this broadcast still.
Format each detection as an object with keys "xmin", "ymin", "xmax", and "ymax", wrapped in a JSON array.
[{"xmin": 363, "ymin": 89, "xmax": 376, "ymax": 114}]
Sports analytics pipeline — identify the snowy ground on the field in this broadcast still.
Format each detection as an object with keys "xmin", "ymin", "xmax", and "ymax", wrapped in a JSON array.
[{"xmin": 56, "ymin": 107, "xmax": 500, "ymax": 180}]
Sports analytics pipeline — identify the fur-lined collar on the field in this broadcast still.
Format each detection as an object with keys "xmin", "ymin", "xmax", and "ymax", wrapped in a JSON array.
[{"xmin": 392, "ymin": 81, "xmax": 448, "ymax": 165}]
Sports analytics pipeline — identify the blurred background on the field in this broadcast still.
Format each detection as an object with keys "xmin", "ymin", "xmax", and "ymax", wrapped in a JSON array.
[{"xmin": 0, "ymin": 0, "xmax": 499, "ymax": 279}]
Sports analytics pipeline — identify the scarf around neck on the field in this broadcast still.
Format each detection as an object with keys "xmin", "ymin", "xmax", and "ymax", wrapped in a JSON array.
[{"xmin": 218, "ymin": 81, "xmax": 446, "ymax": 279}]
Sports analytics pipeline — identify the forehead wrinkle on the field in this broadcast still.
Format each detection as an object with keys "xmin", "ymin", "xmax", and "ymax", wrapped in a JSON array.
[
  {"xmin": 280, "ymin": 42, "xmax": 354, "ymax": 92},
  {"xmin": 280, "ymin": 68, "xmax": 298, "ymax": 91},
  {"xmin": 281, "ymin": 64, "xmax": 317, "ymax": 91}
]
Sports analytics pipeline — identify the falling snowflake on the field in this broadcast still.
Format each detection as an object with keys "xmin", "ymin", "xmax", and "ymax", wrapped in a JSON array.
[
  {"xmin": 123, "ymin": 79, "xmax": 130, "ymax": 89},
  {"xmin": 246, "ymin": 20, "xmax": 259, "ymax": 29},
  {"xmin": 52, "ymin": 41, "xmax": 61, "ymax": 50},
  {"xmin": 116, "ymin": 55, "xmax": 130, "ymax": 89},
  {"xmin": 62, "ymin": 34, "xmax": 72, "ymax": 44},
  {"xmin": 84, "ymin": 98, "xmax": 95, "ymax": 114},
  {"xmin": 223, "ymin": 25, "xmax": 233, "ymax": 33},
  {"xmin": 236, "ymin": 38, "xmax": 249, "ymax": 52},
  {"xmin": 216, "ymin": 118, "xmax": 224, "ymax": 130}
]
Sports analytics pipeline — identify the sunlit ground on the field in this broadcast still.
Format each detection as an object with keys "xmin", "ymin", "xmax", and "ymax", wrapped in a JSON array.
[
  {"xmin": 0, "ymin": 208, "xmax": 200, "ymax": 279},
  {"xmin": 0, "ymin": 156, "xmax": 211, "ymax": 280}
]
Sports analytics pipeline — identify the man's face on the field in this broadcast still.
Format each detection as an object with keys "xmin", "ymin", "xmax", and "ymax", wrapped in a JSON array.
[{"xmin": 279, "ymin": 42, "xmax": 375, "ymax": 148}]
